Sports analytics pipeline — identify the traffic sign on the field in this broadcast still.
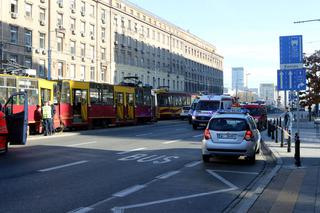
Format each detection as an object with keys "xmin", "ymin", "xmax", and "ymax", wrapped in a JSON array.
[
  {"xmin": 277, "ymin": 68, "xmax": 306, "ymax": 91},
  {"xmin": 279, "ymin": 35, "xmax": 303, "ymax": 69}
]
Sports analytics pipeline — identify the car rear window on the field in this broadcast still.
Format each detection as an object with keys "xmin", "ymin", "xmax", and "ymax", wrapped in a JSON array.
[
  {"xmin": 209, "ymin": 118, "xmax": 249, "ymax": 131},
  {"xmin": 196, "ymin": 101, "xmax": 220, "ymax": 111}
]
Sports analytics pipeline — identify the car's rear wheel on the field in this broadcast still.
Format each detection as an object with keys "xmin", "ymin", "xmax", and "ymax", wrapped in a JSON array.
[
  {"xmin": 193, "ymin": 124, "xmax": 198, "ymax": 130},
  {"xmin": 202, "ymin": 155, "xmax": 210, "ymax": 162},
  {"xmin": 0, "ymin": 142, "xmax": 8, "ymax": 155}
]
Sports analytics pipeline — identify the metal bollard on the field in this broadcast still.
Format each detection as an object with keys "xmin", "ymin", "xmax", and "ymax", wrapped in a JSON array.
[
  {"xmin": 275, "ymin": 118, "xmax": 279, "ymax": 143},
  {"xmin": 271, "ymin": 119, "xmax": 275, "ymax": 140},
  {"xmin": 280, "ymin": 123, "xmax": 284, "ymax": 147},
  {"xmin": 267, "ymin": 120, "xmax": 271, "ymax": 137},
  {"xmin": 287, "ymin": 130, "xmax": 291, "ymax": 152},
  {"xmin": 294, "ymin": 133, "xmax": 301, "ymax": 167}
]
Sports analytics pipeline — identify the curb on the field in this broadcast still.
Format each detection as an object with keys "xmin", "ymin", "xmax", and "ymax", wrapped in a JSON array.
[{"xmin": 227, "ymin": 134, "xmax": 283, "ymax": 213}]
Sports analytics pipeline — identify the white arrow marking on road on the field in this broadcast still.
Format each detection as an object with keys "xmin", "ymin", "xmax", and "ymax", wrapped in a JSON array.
[
  {"xmin": 289, "ymin": 70, "xmax": 293, "ymax": 89},
  {"xmin": 38, "ymin": 160, "xmax": 88, "ymax": 172},
  {"xmin": 280, "ymin": 71, "xmax": 284, "ymax": 89}
]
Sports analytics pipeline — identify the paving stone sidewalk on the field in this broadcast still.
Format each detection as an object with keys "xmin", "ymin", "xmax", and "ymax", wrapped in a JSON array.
[{"xmin": 249, "ymin": 122, "xmax": 320, "ymax": 213}]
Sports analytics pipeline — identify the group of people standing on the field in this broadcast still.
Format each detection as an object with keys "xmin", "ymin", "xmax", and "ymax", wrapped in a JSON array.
[{"xmin": 41, "ymin": 101, "xmax": 56, "ymax": 136}]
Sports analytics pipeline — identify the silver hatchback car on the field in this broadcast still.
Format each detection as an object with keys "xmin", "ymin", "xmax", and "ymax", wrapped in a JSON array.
[{"xmin": 201, "ymin": 111, "xmax": 261, "ymax": 164}]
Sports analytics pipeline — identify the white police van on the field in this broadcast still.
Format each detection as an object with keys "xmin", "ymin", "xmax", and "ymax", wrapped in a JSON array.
[{"xmin": 192, "ymin": 95, "xmax": 233, "ymax": 129}]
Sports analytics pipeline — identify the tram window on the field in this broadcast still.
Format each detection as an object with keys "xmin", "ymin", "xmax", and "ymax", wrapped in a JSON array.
[
  {"xmin": 102, "ymin": 88, "xmax": 113, "ymax": 105},
  {"xmin": 61, "ymin": 82, "xmax": 70, "ymax": 103},
  {"xmin": 81, "ymin": 90, "xmax": 87, "ymax": 104},
  {"xmin": 128, "ymin": 94, "xmax": 134, "ymax": 106},
  {"xmin": 136, "ymin": 90, "xmax": 143, "ymax": 105},
  {"xmin": 143, "ymin": 95, "xmax": 151, "ymax": 106},
  {"xmin": 53, "ymin": 83, "xmax": 60, "ymax": 104},
  {"xmin": 7, "ymin": 78, "xmax": 16, "ymax": 87},
  {"xmin": 41, "ymin": 88, "xmax": 51, "ymax": 105},
  {"xmin": 117, "ymin": 93, "xmax": 123, "ymax": 104},
  {"xmin": 90, "ymin": 88, "xmax": 99, "ymax": 104},
  {"xmin": 0, "ymin": 88, "xmax": 7, "ymax": 104}
]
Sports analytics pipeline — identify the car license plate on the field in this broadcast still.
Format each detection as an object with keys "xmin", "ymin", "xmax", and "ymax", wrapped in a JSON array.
[
  {"xmin": 217, "ymin": 133, "xmax": 237, "ymax": 139},
  {"xmin": 199, "ymin": 123, "xmax": 207, "ymax": 126}
]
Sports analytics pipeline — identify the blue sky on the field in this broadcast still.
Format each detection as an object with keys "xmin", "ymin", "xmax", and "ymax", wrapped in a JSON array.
[{"xmin": 127, "ymin": 0, "xmax": 320, "ymax": 89}]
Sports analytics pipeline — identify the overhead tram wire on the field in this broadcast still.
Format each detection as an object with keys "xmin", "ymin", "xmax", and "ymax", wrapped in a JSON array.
[{"xmin": 294, "ymin": 19, "xmax": 320, "ymax": 24}]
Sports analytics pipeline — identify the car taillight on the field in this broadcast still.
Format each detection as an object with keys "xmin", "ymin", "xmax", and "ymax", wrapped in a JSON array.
[
  {"xmin": 244, "ymin": 130, "xmax": 253, "ymax": 141},
  {"xmin": 204, "ymin": 128, "xmax": 211, "ymax": 140}
]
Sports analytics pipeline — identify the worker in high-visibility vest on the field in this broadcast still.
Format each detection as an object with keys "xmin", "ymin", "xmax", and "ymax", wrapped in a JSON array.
[{"xmin": 42, "ymin": 101, "xmax": 52, "ymax": 136}]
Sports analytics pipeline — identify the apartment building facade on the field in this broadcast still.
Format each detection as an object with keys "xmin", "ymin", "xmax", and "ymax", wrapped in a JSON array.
[{"xmin": 0, "ymin": 0, "xmax": 224, "ymax": 93}]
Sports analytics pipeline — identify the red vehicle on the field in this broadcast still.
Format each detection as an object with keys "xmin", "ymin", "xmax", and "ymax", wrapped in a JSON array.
[
  {"xmin": 135, "ymin": 86, "xmax": 154, "ymax": 123},
  {"xmin": 0, "ymin": 92, "xmax": 28, "ymax": 154},
  {"xmin": 242, "ymin": 104, "xmax": 268, "ymax": 130}
]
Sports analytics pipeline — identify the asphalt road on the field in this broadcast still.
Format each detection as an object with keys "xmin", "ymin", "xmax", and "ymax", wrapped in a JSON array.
[{"xmin": 0, "ymin": 120, "xmax": 275, "ymax": 213}]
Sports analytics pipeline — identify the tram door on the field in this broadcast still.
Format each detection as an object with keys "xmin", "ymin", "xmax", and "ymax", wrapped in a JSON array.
[
  {"xmin": 116, "ymin": 92, "xmax": 124, "ymax": 120},
  {"xmin": 126, "ymin": 93, "xmax": 135, "ymax": 120},
  {"xmin": 73, "ymin": 89, "xmax": 87, "ymax": 122}
]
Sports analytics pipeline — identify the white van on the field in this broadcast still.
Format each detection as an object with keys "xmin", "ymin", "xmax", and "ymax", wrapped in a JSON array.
[{"xmin": 191, "ymin": 95, "xmax": 233, "ymax": 129}]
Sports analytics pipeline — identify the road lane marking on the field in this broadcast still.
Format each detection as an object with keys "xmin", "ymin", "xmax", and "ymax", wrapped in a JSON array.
[
  {"xmin": 163, "ymin": 139, "xmax": 181, "ymax": 144},
  {"xmin": 156, "ymin": 171, "xmax": 180, "ymax": 179},
  {"xmin": 116, "ymin": 148, "xmax": 146, "ymax": 155},
  {"xmin": 67, "ymin": 141, "xmax": 97, "ymax": 147},
  {"xmin": 38, "ymin": 160, "xmax": 88, "ymax": 172},
  {"xmin": 113, "ymin": 185, "xmax": 146, "ymax": 197},
  {"xmin": 184, "ymin": 161, "xmax": 202, "ymax": 168},
  {"xmin": 111, "ymin": 188, "xmax": 237, "ymax": 212},
  {"xmin": 67, "ymin": 207, "xmax": 93, "ymax": 213},
  {"xmin": 206, "ymin": 170, "xmax": 238, "ymax": 189},
  {"xmin": 211, "ymin": 169, "xmax": 259, "ymax": 175},
  {"xmin": 135, "ymin": 133, "xmax": 153, "ymax": 137},
  {"xmin": 192, "ymin": 134, "xmax": 203, "ymax": 138}
]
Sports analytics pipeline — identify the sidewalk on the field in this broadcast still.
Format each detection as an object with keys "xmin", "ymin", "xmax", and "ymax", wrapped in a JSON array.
[{"xmin": 249, "ymin": 121, "xmax": 320, "ymax": 213}]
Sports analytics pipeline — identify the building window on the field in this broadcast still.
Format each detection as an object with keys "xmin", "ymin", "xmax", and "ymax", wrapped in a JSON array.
[
  {"xmin": 157, "ymin": 32, "xmax": 160, "ymax": 42},
  {"xmin": 89, "ymin": 4, "xmax": 94, "ymax": 17},
  {"xmin": 101, "ymin": 66, "xmax": 106, "ymax": 81},
  {"xmin": 101, "ymin": 9, "xmax": 106, "ymax": 20},
  {"xmin": 24, "ymin": 29, "xmax": 32, "ymax": 47},
  {"xmin": 57, "ymin": 13, "xmax": 63, "ymax": 27},
  {"xmin": 134, "ymin": 23, "xmax": 138, "ymax": 33},
  {"xmin": 80, "ymin": 43, "xmax": 85, "ymax": 57},
  {"xmin": 70, "ymin": 64, "xmax": 75, "ymax": 79},
  {"xmin": 9, "ymin": 54, "xmax": 18, "ymax": 62},
  {"xmin": 70, "ymin": 40, "xmax": 75, "ymax": 55},
  {"xmin": 11, "ymin": 0, "xmax": 18, "ymax": 13},
  {"xmin": 90, "ymin": 45, "xmax": 95, "ymax": 59},
  {"xmin": 10, "ymin": 26, "xmax": 18, "ymax": 44},
  {"xmin": 70, "ymin": 0, "xmax": 75, "ymax": 9},
  {"xmin": 173, "ymin": 80, "xmax": 175, "ymax": 90},
  {"xmin": 128, "ymin": 19, "xmax": 131, "ymax": 30},
  {"xmin": 113, "ymin": 16, "xmax": 118, "ymax": 26},
  {"xmin": 80, "ymin": 1, "xmax": 85, "ymax": 14},
  {"xmin": 146, "ymin": 28, "xmax": 150, "ymax": 38},
  {"xmin": 58, "ymin": 62, "xmax": 63, "ymax": 78},
  {"xmin": 25, "ymin": 57, "xmax": 32, "ymax": 68},
  {"xmin": 90, "ymin": 66, "xmax": 95, "ymax": 81},
  {"xmin": 70, "ymin": 18, "xmax": 76, "ymax": 30},
  {"xmin": 80, "ymin": 65, "xmax": 85, "ymax": 80},
  {"xmin": 25, "ymin": 3, "xmax": 32, "ymax": 17},
  {"xmin": 101, "ymin": 47, "xmax": 106, "ymax": 60},
  {"xmin": 152, "ymin": 30, "xmax": 155, "ymax": 40},
  {"xmin": 39, "ymin": 59, "xmax": 45, "ymax": 77},
  {"xmin": 101, "ymin": 27, "xmax": 106, "ymax": 39},
  {"xmin": 57, "ymin": 37, "xmax": 63, "ymax": 52},
  {"xmin": 80, "ymin": 21, "xmax": 85, "ymax": 33},
  {"xmin": 121, "ymin": 17, "xmax": 125, "ymax": 28},
  {"xmin": 39, "ymin": 33, "xmax": 45, "ymax": 49},
  {"xmin": 39, "ymin": 8, "xmax": 45, "ymax": 21},
  {"xmin": 89, "ymin": 24, "xmax": 94, "ymax": 37}
]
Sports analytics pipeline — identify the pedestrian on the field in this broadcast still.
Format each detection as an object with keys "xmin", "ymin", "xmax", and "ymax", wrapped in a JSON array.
[
  {"xmin": 282, "ymin": 106, "xmax": 293, "ymax": 142},
  {"xmin": 48, "ymin": 101, "xmax": 56, "ymax": 135},
  {"xmin": 42, "ymin": 101, "xmax": 52, "ymax": 136}
]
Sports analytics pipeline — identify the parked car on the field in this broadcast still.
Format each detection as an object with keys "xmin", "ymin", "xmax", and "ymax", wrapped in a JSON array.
[
  {"xmin": 180, "ymin": 106, "xmax": 191, "ymax": 120},
  {"xmin": 202, "ymin": 110, "xmax": 261, "ymax": 164},
  {"xmin": 242, "ymin": 104, "xmax": 267, "ymax": 130}
]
